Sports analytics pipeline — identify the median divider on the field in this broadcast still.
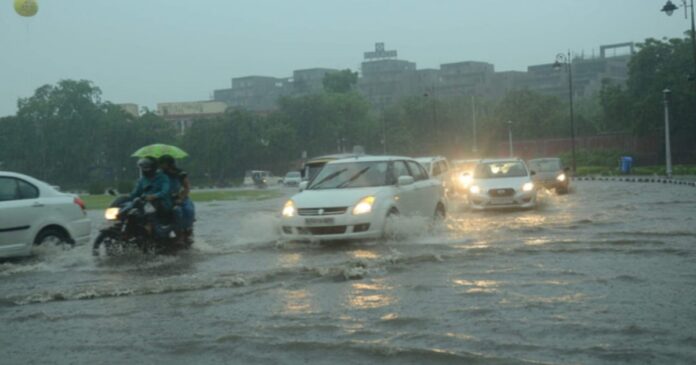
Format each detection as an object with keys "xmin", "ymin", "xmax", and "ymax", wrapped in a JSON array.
[{"xmin": 572, "ymin": 176, "xmax": 696, "ymax": 187}]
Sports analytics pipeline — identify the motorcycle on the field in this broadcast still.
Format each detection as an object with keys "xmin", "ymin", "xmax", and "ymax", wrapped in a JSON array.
[
  {"xmin": 253, "ymin": 174, "xmax": 268, "ymax": 189},
  {"xmin": 92, "ymin": 195, "xmax": 191, "ymax": 256}
]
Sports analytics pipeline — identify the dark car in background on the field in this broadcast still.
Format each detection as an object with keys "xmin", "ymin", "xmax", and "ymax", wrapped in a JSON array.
[{"xmin": 528, "ymin": 158, "xmax": 570, "ymax": 194}]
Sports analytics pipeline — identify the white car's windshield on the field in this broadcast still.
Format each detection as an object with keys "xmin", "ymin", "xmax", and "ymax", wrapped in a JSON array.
[
  {"xmin": 286, "ymin": 172, "xmax": 300, "ymax": 178},
  {"xmin": 308, "ymin": 161, "xmax": 389, "ymax": 189},
  {"xmin": 529, "ymin": 159, "xmax": 561, "ymax": 172},
  {"xmin": 475, "ymin": 162, "xmax": 528, "ymax": 179}
]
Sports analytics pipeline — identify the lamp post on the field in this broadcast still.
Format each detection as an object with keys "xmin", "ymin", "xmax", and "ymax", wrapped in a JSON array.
[
  {"xmin": 472, "ymin": 95, "xmax": 478, "ymax": 155},
  {"xmin": 663, "ymin": 89, "xmax": 674, "ymax": 178},
  {"xmin": 507, "ymin": 120, "xmax": 514, "ymax": 157},
  {"xmin": 553, "ymin": 51, "xmax": 577, "ymax": 173},
  {"xmin": 661, "ymin": 0, "xmax": 696, "ymax": 84}
]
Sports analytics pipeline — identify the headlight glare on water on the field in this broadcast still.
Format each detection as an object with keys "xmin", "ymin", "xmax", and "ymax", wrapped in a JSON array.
[
  {"xmin": 352, "ymin": 196, "xmax": 375, "ymax": 215},
  {"xmin": 469, "ymin": 185, "xmax": 481, "ymax": 194},
  {"xmin": 522, "ymin": 182, "xmax": 535, "ymax": 192},
  {"xmin": 104, "ymin": 207, "xmax": 119, "ymax": 220},
  {"xmin": 282, "ymin": 200, "xmax": 296, "ymax": 217}
]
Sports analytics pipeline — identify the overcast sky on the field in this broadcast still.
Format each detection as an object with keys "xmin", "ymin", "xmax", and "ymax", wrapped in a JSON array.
[{"xmin": 0, "ymin": 0, "xmax": 688, "ymax": 116}]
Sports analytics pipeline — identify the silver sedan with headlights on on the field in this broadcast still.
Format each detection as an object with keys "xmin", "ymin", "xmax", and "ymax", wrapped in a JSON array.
[
  {"xmin": 465, "ymin": 158, "xmax": 537, "ymax": 210},
  {"xmin": 280, "ymin": 156, "xmax": 447, "ymax": 242},
  {"xmin": 528, "ymin": 157, "xmax": 570, "ymax": 194}
]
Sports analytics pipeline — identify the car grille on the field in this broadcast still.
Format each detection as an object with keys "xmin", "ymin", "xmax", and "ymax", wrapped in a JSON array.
[
  {"xmin": 297, "ymin": 226, "xmax": 347, "ymax": 235},
  {"xmin": 297, "ymin": 207, "xmax": 348, "ymax": 216},
  {"xmin": 488, "ymin": 188, "xmax": 515, "ymax": 197}
]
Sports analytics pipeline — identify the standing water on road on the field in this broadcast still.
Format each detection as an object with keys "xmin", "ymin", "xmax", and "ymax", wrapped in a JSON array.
[{"xmin": 1, "ymin": 182, "xmax": 695, "ymax": 364}]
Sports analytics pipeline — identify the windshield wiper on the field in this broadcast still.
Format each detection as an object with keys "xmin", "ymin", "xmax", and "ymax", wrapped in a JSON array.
[
  {"xmin": 336, "ymin": 167, "xmax": 371, "ymax": 188},
  {"xmin": 310, "ymin": 168, "xmax": 347, "ymax": 189}
]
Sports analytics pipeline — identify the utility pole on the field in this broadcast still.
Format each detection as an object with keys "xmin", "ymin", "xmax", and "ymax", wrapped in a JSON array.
[
  {"xmin": 507, "ymin": 120, "xmax": 514, "ymax": 157},
  {"xmin": 471, "ymin": 95, "xmax": 478, "ymax": 155},
  {"xmin": 663, "ymin": 89, "xmax": 674, "ymax": 179}
]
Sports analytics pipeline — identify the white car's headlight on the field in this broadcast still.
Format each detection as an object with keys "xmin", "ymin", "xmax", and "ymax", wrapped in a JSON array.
[
  {"xmin": 557, "ymin": 173, "xmax": 566, "ymax": 182},
  {"xmin": 105, "ymin": 207, "xmax": 119, "ymax": 221},
  {"xmin": 522, "ymin": 182, "xmax": 535, "ymax": 192},
  {"xmin": 458, "ymin": 173, "xmax": 473, "ymax": 187},
  {"xmin": 282, "ymin": 200, "xmax": 296, "ymax": 217},
  {"xmin": 352, "ymin": 196, "xmax": 375, "ymax": 215},
  {"xmin": 469, "ymin": 185, "xmax": 481, "ymax": 194}
]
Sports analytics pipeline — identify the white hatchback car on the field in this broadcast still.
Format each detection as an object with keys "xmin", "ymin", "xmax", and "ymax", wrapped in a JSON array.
[
  {"xmin": 467, "ymin": 159, "xmax": 537, "ymax": 210},
  {"xmin": 0, "ymin": 171, "xmax": 91, "ymax": 258},
  {"xmin": 280, "ymin": 156, "xmax": 447, "ymax": 241}
]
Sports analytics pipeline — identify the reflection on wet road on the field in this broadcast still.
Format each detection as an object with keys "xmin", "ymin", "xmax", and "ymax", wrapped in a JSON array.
[{"xmin": 1, "ymin": 182, "xmax": 695, "ymax": 364}]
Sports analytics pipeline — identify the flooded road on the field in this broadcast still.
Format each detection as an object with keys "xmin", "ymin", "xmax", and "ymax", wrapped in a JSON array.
[{"xmin": 1, "ymin": 182, "xmax": 695, "ymax": 364}]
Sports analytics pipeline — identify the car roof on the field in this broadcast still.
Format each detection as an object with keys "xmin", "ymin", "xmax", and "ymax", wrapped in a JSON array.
[
  {"xmin": 0, "ymin": 171, "xmax": 58, "ymax": 193},
  {"xmin": 306, "ymin": 153, "xmax": 364, "ymax": 164},
  {"xmin": 528, "ymin": 157, "xmax": 561, "ymax": 162},
  {"xmin": 478, "ymin": 158, "xmax": 524, "ymax": 164},
  {"xmin": 327, "ymin": 155, "xmax": 416, "ymax": 164},
  {"xmin": 415, "ymin": 156, "xmax": 446, "ymax": 162}
]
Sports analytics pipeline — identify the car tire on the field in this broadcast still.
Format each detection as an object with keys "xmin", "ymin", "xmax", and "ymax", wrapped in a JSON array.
[{"xmin": 34, "ymin": 227, "xmax": 72, "ymax": 247}]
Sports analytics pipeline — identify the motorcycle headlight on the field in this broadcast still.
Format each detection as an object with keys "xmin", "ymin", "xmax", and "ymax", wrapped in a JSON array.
[
  {"xmin": 522, "ymin": 182, "xmax": 535, "ymax": 192},
  {"xmin": 105, "ymin": 207, "xmax": 120, "ymax": 220},
  {"xmin": 469, "ymin": 185, "xmax": 481, "ymax": 194},
  {"xmin": 557, "ymin": 173, "xmax": 566, "ymax": 182},
  {"xmin": 282, "ymin": 200, "xmax": 296, "ymax": 217},
  {"xmin": 352, "ymin": 196, "xmax": 375, "ymax": 215}
]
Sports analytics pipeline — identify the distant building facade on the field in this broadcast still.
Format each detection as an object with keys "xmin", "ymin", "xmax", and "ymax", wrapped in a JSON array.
[
  {"xmin": 157, "ymin": 100, "xmax": 227, "ymax": 134},
  {"xmin": 204, "ymin": 41, "xmax": 633, "ymax": 113},
  {"xmin": 292, "ymin": 68, "xmax": 338, "ymax": 95},
  {"xmin": 117, "ymin": 103, "xmax": 139, "ymax": 117},
  {"xmin": 214, "ymin": 76, "xmax": 290, "ymax": 112}
]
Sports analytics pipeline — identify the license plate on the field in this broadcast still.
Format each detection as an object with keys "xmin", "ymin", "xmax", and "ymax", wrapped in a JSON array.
[
  {"xmin": 490, "ymin": 198, "xmax": 514, "ymax": 205},
  {"xmin": 305, "ymin": 217, "xmax": 334, "ymax": 225}
]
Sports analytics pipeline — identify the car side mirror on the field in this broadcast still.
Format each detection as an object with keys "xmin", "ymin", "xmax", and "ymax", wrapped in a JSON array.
[
  {"xmin": 564, "ymin": 167, "xmax": 571, "ymax": 172},
  {"xmin": 299, "ymin": 181, "xmax": 308, "ymax": 191},
  {"xmin": 397, "ymin": 175, "xmax": 415, "ymax": 186},
  {"xmin": 107, "ymin": 188, "xmax": 118, "ymax": 196},
  {"xmin": 530, "ymin": 171, "xmax": 537, "ymax": 176}
]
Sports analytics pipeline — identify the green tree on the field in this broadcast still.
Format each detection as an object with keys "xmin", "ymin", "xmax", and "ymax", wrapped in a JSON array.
[
  {"xmin": 322, "ymin": 69, "xmax": 358, "ymax": 93},
  {"xmin": 599, "ymin": 35, "xmax": 696, "ymax": 161}
]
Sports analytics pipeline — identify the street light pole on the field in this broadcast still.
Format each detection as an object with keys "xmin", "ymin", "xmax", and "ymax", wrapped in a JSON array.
[
  {"xmin": 507, "ymin": 120, "xmax": 514, "ymax": 157},
  {"xmin": 663, "ymin": 89, "xmax": 674, "ymax": 178},
  {"xmin": 554, "ymin": 51, "xmax": 577, "ymax": 173},
  {"xmin": 472, "ymin": 95, "xmax": 478, "ymax": 155}
]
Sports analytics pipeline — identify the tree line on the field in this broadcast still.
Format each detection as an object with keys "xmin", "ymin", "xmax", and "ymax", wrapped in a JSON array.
[{"xmin": 1, "ymin": 35, "xmax": 694, "ymax": 190}]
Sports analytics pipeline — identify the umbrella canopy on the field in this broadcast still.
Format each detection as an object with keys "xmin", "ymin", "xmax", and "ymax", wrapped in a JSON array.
[{"xmin": 131, "ymin": 144, "xmax": 188, "ymax": 159}]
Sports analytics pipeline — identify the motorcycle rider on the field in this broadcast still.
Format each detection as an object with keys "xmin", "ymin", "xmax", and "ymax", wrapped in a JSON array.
[
  {"xmin": 129, "ymin": 157, "xmax": 172, "ymax": 235},
  {"xmin": 159, "ymin": 155, "xmax": 195, "ymax": 244}
]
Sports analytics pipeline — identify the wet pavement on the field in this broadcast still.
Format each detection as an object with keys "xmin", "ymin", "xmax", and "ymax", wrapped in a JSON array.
[{"xmin": 1, "ymin": 182, "xmax": 695, "ymax": 364}]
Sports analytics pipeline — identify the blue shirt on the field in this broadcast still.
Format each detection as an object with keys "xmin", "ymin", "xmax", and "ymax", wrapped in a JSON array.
[{"xmin": 129, "ymin": 170, "xmax": 172, "ymax": 210}]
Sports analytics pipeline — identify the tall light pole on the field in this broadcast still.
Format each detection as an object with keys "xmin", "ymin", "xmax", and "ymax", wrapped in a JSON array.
[
  {"xmin": 553, "ymin": 51, "xmax": 577, "ymax": 173},
  {"xmin": 663, "ymin": 89, "xmax": 674, "ymax": 178},
  {"xmin": 471, "ymin": 95, "xmax": 478, "ymax": 155},
  {"xmin": 662, "ymin": 0, "xmax": 696, "ymax": 85},
  {"xmin": 507, "ymin": 120, "xmax": 514, "ymax": 157}
]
